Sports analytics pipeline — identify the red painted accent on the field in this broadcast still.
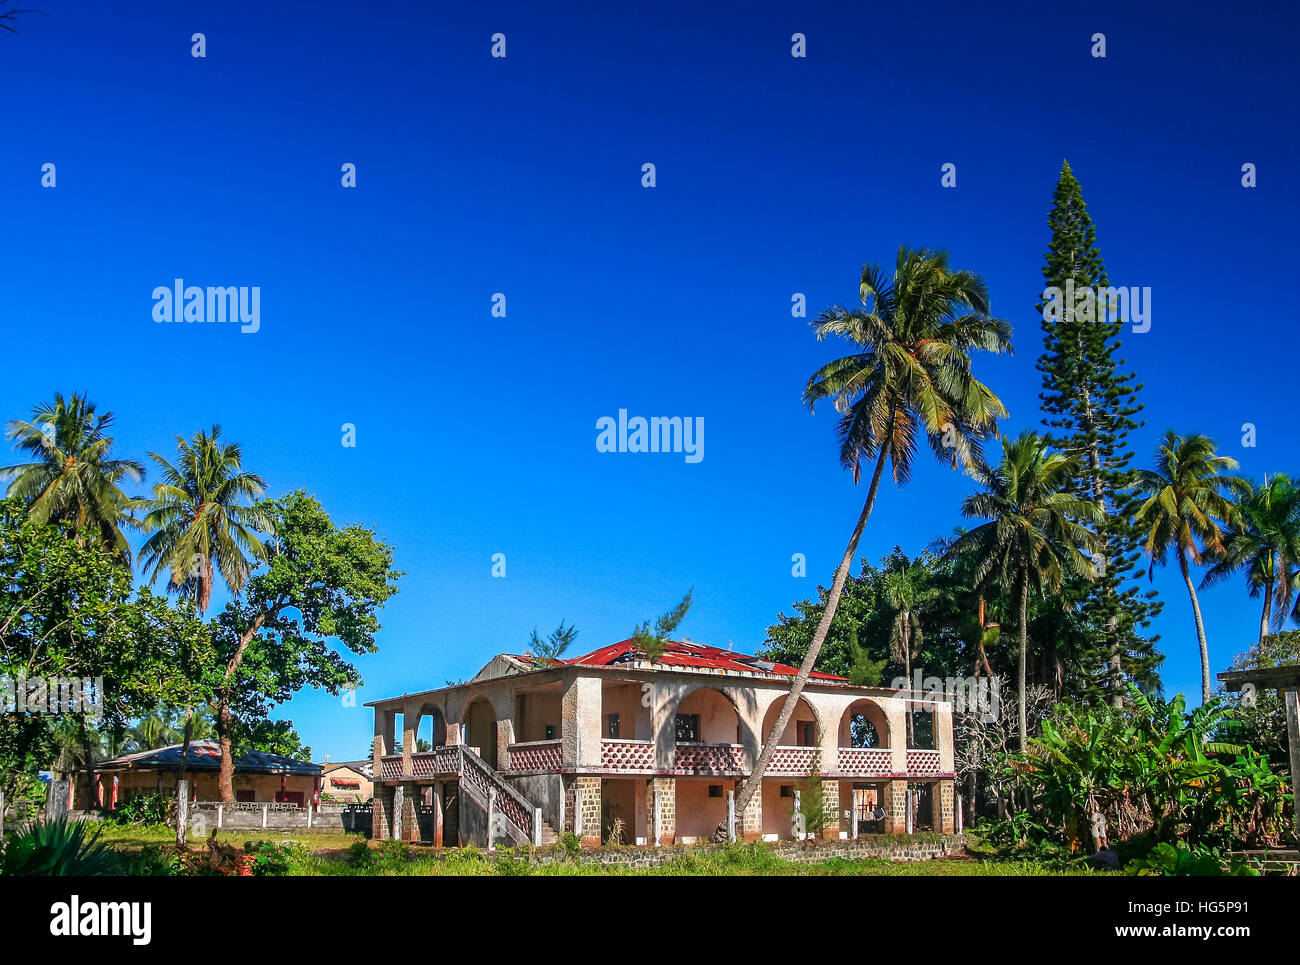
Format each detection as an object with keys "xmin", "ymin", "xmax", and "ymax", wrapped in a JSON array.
[{"xmin": 547, "ymin": 639, "xmax": 848, "ymax": 681}]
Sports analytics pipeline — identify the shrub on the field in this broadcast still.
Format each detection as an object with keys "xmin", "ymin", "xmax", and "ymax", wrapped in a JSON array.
[
  {"xmin": 1, "ymin": 817, "xmax": 120, "ymax": 876},
  {"xmin": 242, "ymin": 841, "xmax": 298, "ymax": 876},
  {"xmin": 1128, "ymin": 842, "xmax": 1260, "ymax": 877},
  {"xmin": 111, "ymin": 793, "xmax": 171, "ymax": 827},
  {"xmin": 346, "ymin": 839, "xmax": 374, "ymax": 868}
]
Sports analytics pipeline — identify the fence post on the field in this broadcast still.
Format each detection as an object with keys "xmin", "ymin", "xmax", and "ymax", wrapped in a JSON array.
[
  {"xmin": 307, "ymin": 802, "xmax": 313, "ymax": 829},
  {"xmin": 176, "ymin": 780, "xmax": 189, "ymax": 846},
  {"xmin": 262, "ymin": 803, "xmax": 269, "ymax": 829},
  {"xmin": 217, "ymin": 803, "xmax": 224, "ymax": 829}
]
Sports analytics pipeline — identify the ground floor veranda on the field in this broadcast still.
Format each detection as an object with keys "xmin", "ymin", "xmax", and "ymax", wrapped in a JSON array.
[{"xmin": 373, "ymin": 774, "xmax": 957, "ymax": 848}]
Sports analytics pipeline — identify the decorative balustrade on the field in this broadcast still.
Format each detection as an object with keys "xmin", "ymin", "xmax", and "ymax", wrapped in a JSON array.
[
  {"xmin": 600, "ymin": 739, "xmax": 656, "ymax": 772},
  {"xmin": 379, "ymin": 754, "xmax": 402, "ymax": 780},
  {"xmin": 767, "ymin": 746, "xmax": 821, "ymax": 776},
  {"xmin": 906, "ymin": 749, "xmax": 943, "ymax": 776},
  {"xmin": 411, "ymin": 746, "xmax": 460, "ymax": 777},
  {"xmin": 506, "ymin": 740, "xmax": 564, "ymax": 772},
  {"xmin": 836, "ymin": 747, "xmax": 894, "ymax": 777},
  {"xmin": 674, "ymin": 742, "xmax": 746, "ymax": 775}
]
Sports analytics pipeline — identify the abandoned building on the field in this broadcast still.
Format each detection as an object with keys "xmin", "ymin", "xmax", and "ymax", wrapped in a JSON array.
[{"xmin": 366, "ymin": 639, "xmax": 957, "ymax": 847}]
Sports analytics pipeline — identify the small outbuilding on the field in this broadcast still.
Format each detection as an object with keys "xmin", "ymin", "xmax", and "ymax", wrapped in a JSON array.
[{"xmin": 93, "ymin": 739, "xmax": 322, "ymax": 807}]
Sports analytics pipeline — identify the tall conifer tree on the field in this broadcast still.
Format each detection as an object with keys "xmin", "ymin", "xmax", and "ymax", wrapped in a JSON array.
[{"xmin": 1036, "ymin": 160, "xmax": 1162, "ymax": 703}]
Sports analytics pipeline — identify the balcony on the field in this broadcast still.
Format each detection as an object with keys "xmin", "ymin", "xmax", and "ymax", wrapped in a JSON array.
[
  {"xmin": 601, "ymin": 738, "xmax": 656, "ymax": 772},
  {"xmin": 505, "ymin": 740, "xmax": 564, "ymax": 773},
  {"xmin": 673, "ymin": 742, "xmax": 745, "ymax": 775},
  {"xmin": 836, "ymin": 747, "xmax": 894, "ymax": 777}
]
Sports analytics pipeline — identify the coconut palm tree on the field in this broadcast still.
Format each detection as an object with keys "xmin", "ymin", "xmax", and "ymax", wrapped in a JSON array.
[
  {"xmin": 138, "ymin": 426, "xmax": 271, "ymax": 614},
  {"xmin": 1133, "ymin": 431, "xmax": 1245, "ymax": 703},
  {"xmin": 1200, "ymin": 474, "xmax": 1300, "ymax": 647},
  {"xmin": 951, "ymin": 431, "xmax": 1101, "ymax": 749},
  {"xmin": 0, "ymin": 392, "xmax": 143, "ymax": 558},
  {"xmin": 138, "ymin": 426, "xmax": 269, "ymax": 843},
  {"xmin": 883, "ymin": 560, "xmax": 939, "ymax": 743},
  {"xmin": 724, "ymin": 248, "xmax": 1011, "ymax": 834}
]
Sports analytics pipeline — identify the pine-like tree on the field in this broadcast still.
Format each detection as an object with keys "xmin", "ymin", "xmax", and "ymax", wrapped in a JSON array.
[{"xmin": 1035, "ymin": 160, "xmax": 1163, "ymax": 704}]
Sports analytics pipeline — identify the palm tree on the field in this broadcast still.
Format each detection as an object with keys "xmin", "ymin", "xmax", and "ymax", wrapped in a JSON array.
[
  {"xmin": 1200, "ymin": 474, "xmax": 1300, "ymax": 647},
  {"xmin": 724, "ymin": 248, "xmax": 1011, "ymax": 834},
  {"xmin": 138, "ymin": 426, "xmax": 270, "ymax": 614},
  {"xmin": 138, "ymin": 426, "xmax": 268, "ymax": 843},
  {"xmin": 1134, "ymin": 430, "xmax": 1244, "ymax": 703},
  {"xmin": 883, "ymin": 560, "xmax": 939, "ymax": 743},
  {"xmin": 1, "ymin": 392, "xmax": 143, "ymax": 558},
  {"xmin": 952, "ymin": 432, "xmax": 1100, "ymax": 749}
]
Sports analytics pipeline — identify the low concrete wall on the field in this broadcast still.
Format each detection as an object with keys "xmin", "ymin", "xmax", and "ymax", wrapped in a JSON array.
[
  {"xmin": 502, "ymin": 833, "xmax": 967, "ymax": 869},
  {"xmin": 504, "ymin": 773, "xmax": 564, "ymax": 832}
]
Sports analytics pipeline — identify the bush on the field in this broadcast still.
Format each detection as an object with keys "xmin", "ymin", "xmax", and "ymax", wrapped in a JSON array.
[
  {"xmin": 111, "ymin": 793, "xmax": 170, "ymax": 827},
  {"xmin": 119, "ymin": 843, "xmax": 181, "ymax": 876},
  {"xmin": 1, "ymin": 817, "xmax": 120, "ymax": 876},
  {"xmin": 1128, "ymin": 842, "xmax": 1260, "ymax": 877},
  {"xmin": 242, "ymin": 841, "xmax": 298, "ymax": 876},
  {"xmin": 346, "ymin": 839, "xmax": 374, "ymax": 868}
]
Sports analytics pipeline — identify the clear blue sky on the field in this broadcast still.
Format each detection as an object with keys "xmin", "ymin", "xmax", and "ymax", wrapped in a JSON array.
[{"xmin": 3, "ymin": 0, "xmax": 1297, "ymax": 759}]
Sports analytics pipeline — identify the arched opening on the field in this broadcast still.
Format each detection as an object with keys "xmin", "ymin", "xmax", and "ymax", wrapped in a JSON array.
[
  {"xmin": 415, "ymin": 704, "xmax": 447, "ymax": 751},
  {"xmin": 839, "ymin": 698, "xmax": 891, "ymax": 748},
  {"xmin": 672, "ymin": 687, "xmax": 744, "ymax": 842},
  {"xmin": 760, "ymin": 694, "xmax": 820, "ymax": 747},
  {"xmin": 463, "ymin": 698, "xmax": 498, "ymax": 769}
]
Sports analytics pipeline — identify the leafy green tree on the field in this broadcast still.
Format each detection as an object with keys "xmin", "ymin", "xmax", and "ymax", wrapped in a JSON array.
[
  {"xmin": 1134, "ymin": 431, "xmax": 1245, "ymax": 703},
  {"xmin": 952, "ymin": 432, "xmax": 1101, "ymax": 749},
  {"xmin": 1036, "ymin": 162, "xmax": 1161, "ymax": 705},
  {"xmin": 1219, "ymin": 630, "xmax": 1300, "ymax": 771},
  {"xmin": 728, "ymin": 248, "xmax": 1011, "ymax": 834},
  {"xmin": 0, "ymin": 393, "xmax": 143, "ymax": 559},
  {"xmin": 1201, "ymin": 474, "xmax": 1300, "ymax": 647},
  {"xmin": 209, "ymin": 491, "xmax": 401, "ymax": 801},
  {"xmin": 138, "ymin": 426, "xmax": 270, "ymax": 614},
  {"xmin": 0, "ymin": 498, "xmax": 211, "ymax": 805},
  {"xmin": 883, "ymin": 561, "xmax": 939, "ymax": 741},
  {"xmin": 233, "ymin": 718, "xmax": 311, "ymax": 760}
]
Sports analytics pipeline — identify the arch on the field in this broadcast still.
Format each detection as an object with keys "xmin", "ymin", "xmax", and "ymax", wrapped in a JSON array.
[
  {"xmin": 839, "ymin": 698, "xmax": 891, "ymax": 749},
  {"xmin": 760, "ymin": 693, "xmax": 822, "ymax": 747},
  {"xmin": 669, "ymin": 686, "xmax": 746, "ymax": 745},
  {"xmin": 463, "ymin": 697, "xmax": 498, "ymax": 768},
  {"xmin": 415, "ymin": 703, "xmax": 448, "ymax": 749}
]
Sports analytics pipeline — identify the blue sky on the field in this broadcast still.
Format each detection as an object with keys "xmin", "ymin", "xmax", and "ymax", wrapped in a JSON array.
[{"xmin": 3, "ymin": 0, "xmax": 1297, "ymax": 759}]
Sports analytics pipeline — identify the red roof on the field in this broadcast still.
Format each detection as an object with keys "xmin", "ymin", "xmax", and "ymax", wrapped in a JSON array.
[{"xmin": 562, "ymin": 639, "xmax": 847, "ymax": 682}]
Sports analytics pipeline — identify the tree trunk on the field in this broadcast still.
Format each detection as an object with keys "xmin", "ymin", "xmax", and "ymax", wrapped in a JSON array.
[
  {"xmin": 1017, "ymin": 571, "xmax": 1029, "ymax": 752},
  {"xmin": 217, "ymin": 702, "xmax": 236, "ymax": 803},
  {"xmin": 713, "ymin": 445, "xmax": 892, "ymax": 840},
  {"xmin": 1260, "ymin": 577, "xmax": 1273, "ymax": 648},
  {"xmin": 903, "ymin": 640, "xmax": 914, "ymax": 747},
  {"xmin": 1178, "ymin": 550, "xmax": 1213, "ymax": 703}
]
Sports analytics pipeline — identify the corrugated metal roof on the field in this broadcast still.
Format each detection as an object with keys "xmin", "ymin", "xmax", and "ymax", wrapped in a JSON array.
[
  {"xmin": 96, "ymin": 740, "xmax": 321, "ymax": 776},
  {"xmin": 563, "ymin": 639, "xmax": 847, "ymax": 681}
]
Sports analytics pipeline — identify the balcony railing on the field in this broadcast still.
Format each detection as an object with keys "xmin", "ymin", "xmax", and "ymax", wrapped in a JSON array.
[
  {"xmin": 767, "ymin": 746, "xmax": 819, "ymax": 777},
  {"xmin": 601, "ymin": 738, "xmax": 656, "ymax": 772},
  {"xmin": 674, "ymin": 742, "xmax": 746, "ymax": 775},
  {"xmin": 906, "ymin": 749, "xmax": 943, "ymax": 776},
  {"xmin": 836, "ymin": 747, "xmax": 894, "ymax": 777},
  {"xmin": 506, "ymin": 740, "xmax": 564, "ymax": 772}
]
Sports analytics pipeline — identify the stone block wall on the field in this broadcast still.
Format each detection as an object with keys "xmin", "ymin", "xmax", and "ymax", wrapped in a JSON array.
[{"xmin": 648, "ymin": 777, "xmax": 676, "ymax": 845}]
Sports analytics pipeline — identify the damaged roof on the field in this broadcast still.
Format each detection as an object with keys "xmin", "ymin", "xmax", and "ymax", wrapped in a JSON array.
[{"xmin": 559, "ymin": 639, "xmax": 848, "ymax": 681}]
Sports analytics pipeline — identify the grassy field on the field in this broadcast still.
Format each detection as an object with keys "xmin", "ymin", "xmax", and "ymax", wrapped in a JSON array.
[{"xmin": 92, "ymin": 824, "xmax": 1108, "ymax": 876}]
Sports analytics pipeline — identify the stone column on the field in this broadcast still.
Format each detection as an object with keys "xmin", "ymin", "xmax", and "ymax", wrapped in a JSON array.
[
  {"xmin": 561, "ymin": 674, "xmax": 603, "ymax": 769},
  {"xmin": 432, "ymin": 782, "xmax": 444, "ymax": 847},
  {"xmin": 739, "ymin": 780, "xmax": 762, "ymax": 842},
  {"xmin": 566, "ymin": 774, "xmax": 602, "ymax": 846},
  {"xmin": 649, "ymin": 777, "xmax": 676, "ymax": 846},
  {"xmin": 931, "ymin": 780, "xmax": 956, "ymax": 834},
  {"xmin": 820, "ymin": 778, "xmax": 841, "ymax": 839},
  {"xmin": 884, "ymin": 780, "xmax": 908, "ymax": 834},
  {"xmin": 401, "ymin": 781, "xmax": 419, "ymax": 841},
  {"xmin": 934, "ymin": 701, "xmax": 955, "ymax": 774},
  {"xmin": 401, "ymin": 704, "xmax": 417, "ymax": 777}
]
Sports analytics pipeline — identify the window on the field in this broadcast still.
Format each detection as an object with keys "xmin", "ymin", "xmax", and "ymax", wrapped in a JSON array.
[
  {"xmin": 674, "ymin": 714, "xmax": 700, "ymax": 742},
  {"xmin": 796, "ymin": 720, "xmax": 817, "ymax": 746},
  {"xmin": 235, "ymin": 789, "xmax": 255, "ymax": 802},
  {"xmin": 276, "ymin": 790, "xmax": 304, "ymax": 806},
  {"xmin": 708, "ymin": 785, "xmax": 722, "ymax": 798},
  {"xmin": 779, "ymin": 785, "xmax": 793, "ymax": 798},
  {"xmin": 606, "ymin": 713, "xmax": 620, "ymax": 739},
  {"xmin": 544, "ymin": 725, "xmax": 556, "ymax": 740}
]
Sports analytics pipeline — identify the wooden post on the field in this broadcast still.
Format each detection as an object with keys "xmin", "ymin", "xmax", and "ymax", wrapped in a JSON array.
[
  {"xmin": 905, "ymin": 788, "xmax": 914, "ymax": 834},
  {"xmin": 850, "ymin": 789, "xmax": 859, "ymax": 840},
  {"xmin": 1286, "ymin": 687, "xmax": 1300, "ymax": 844},
  {"xmin": 217, "ymin": 803, "xmax": 224, "ymax": 829},
  {"xmin": 262, "ymin": 803, "xmax": 269, "ymax": 829},
  {"xmin": 652, "ymin": 786, "xmax": 662, "ymax": 848},
  {"xmin": 486, "ymin": 787, "xmax": 497, "ymax": 852},
  {"xmin": 956, "ymin": 783, "xmax": 964, "ymax": 834},
  {"xmin": 432, "ymin": 783, "xmax": 444, "ymax": 848},
  {"xmin": 725, "ymin": 790, "xmax": 736, "ymax": 842},
  {"xmin": 176, "ymin": 779, "xmax": 189, "ymax": 846}
]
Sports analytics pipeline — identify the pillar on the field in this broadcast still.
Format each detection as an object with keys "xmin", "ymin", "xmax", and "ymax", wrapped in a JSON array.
[
  {"xmin": 373, "ymin": 784, "xmax": 395, "ymax": 841},
  {"xmin": 739, "ymin": 781, "xmax": 761, "ymax": 843},
  {"xmin": 884, "ymin": 780, "xmax": 908, "ymax": 834},
  {"xmin": 567, "ymin": 774, "xmax": 602, "ymax": 847},
  {"xmin": 820, "ymin": 778, "xmax": 841, "ymax": 839},
  {"xmin": 648, "ymin": 777, "xmax": 676, "ymax": 846},
  {"xmin": 931, "ymin": 780, "xmax": 955, "ymax": 834},
  {"xmin": 401, "ymin": 781, "xmax": 419, "ymax": 841},
  {"xmin": 432, "ymin": 782, "xmax": 444, "ymax": 847}
]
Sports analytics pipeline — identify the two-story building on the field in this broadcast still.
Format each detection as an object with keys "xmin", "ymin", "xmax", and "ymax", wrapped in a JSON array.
[{"xmin": 366, "ymin": 639, "xmax": 956, "ymax": 848}]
